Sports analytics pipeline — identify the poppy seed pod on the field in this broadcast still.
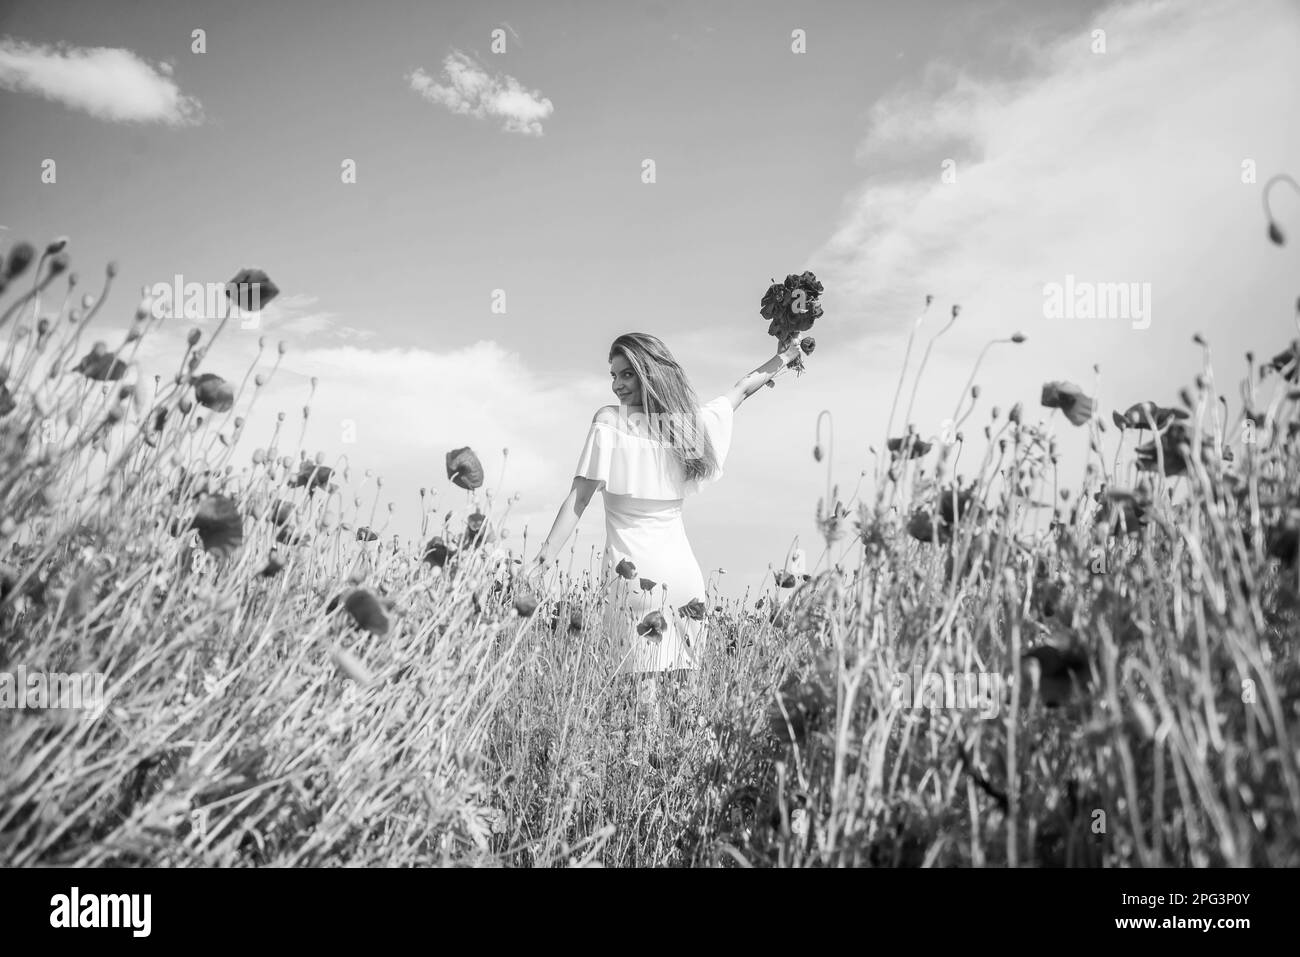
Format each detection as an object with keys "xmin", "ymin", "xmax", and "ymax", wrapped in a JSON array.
[{"xmin": 187, "ymin": 329, "xmax": 202, "ymax": 347}]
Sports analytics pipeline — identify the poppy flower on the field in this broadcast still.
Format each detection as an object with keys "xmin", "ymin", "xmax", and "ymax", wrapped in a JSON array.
[
  {"xmin": 446, "ymin": 447, "xmax": 484, "ymax": 490},
  {"xmin": 193, "ymin": 373, "xmax": 234, "ymax": 413},
  {"xmin": 291, "ymin": 461, "xmax": 332, "ymax": 491},
  {"xmin": 355, "ymin": 526, "xmax": 379, "ymax": 542},
  {"xmin": 75, "ymin": 342, "xmax": 126, "ymax": 381},
  {"xmin": 225, "ymin": 268, "xmax": 280, "ymax": 313},
  {"xmin": 636, "ymin": 610, "xmax": 667, "ymax": 642},
  {"xmin": 463, "ymin": 510, "xmax": 493, "ymax": 547},
  {"xmin": 190, "ymin": 494, "xmax": 243, "ymax": 558},
  {"xmin": 422, "ymin": 536, "xmax": 455, "ymax": 567},
  {"xmin": 1266, "ymin": 521, "xmax": 1300, "ymax": 567},
  {"xmin": 266, "ymin": 499, "xmax": 294, "ymax": 526},
  {"xmin": 907, "ymin": 511, "xmax": 941, "ymax": 543},
  {"xmin": 767, "ymin": 659, "xmax": 834, "ymax": 745},
  {"xmin": 1021, "ymin": 638, "xmax": 1093, "ymax": 708},
  {"xmin": 512, "ymin": 593, "xmax": 539, "ymax": 617},
  {"xmin": 774, "ymin": 570, "xmax": 797, "ymax": 588},
  {"xmin": 1267, "ymin": 342, "xmax": 1300, "ymax": 381},
  {"xmin": 936, "ymin": 483, "xmax": 977, "ymax": 525},
  {"xmin": 886, "ymin": 436, "xmax": 933, "ymax": 459},
  {"xmin": 276, "ymin": 525, "xmax": 307, "ymax": 546},
  {"xmin": 639, "ymin": 577, "xmax": 658, "ymax": 593},
  {"xmin": 1134, "ymin": 422, "xmax": 1191, "ymax": 476},
  {"xmin": 1040, "ymin": 381, "xmax": 1095, "ymax": 426},
  {"xmin": 259, "ymin": 551, "xmax": 284, "ymax": 577},
  {"xmin": 615, "ymin": 558, "xmax": 638, "ymax": 580},
  {"xmin": 0, "ymin": 381, "xmax": 14, "ymax": 418},
  {"xmin": 679, "ymin": 598, "xmax": 707, "ymax": 620},
  {"xmin": 343, "ymin": 587, "xmax": 391, "ymax": 636}
]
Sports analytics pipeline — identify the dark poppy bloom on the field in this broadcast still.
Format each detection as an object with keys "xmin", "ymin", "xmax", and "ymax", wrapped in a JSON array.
[
  {"xmin": 1134, "ymin": 422, "xmax": 1190, "ymax": 476},
  {"xmin": 1266, "ymin": 522, "xmax": 1299, "ymax": 567},
  {"xmin": 1021, "ymin": 639, "xmax": 1092, "ymax": 708},
  {"xmin": 193, "ymin": 373, "xmax": 234, "ymax": 412},
  {"xmin": 276, "ymin": 525, "xmax": 307, "ymax": 546},
  {"xmin": 887, "ymin": 436, "xmax": 933, "ymax": 459},
  {"xmin": 291, "ymin": 461, "xmax": 332, "ymax": 491},
  {"xmin": 225, "ymin": 268, "xmax": 280, "ymax": 313},
  {"xmin": 767, "ymin": 659, "xmax": 834, "ymax": 745},
  {"xmin": 259, "ymin": 552, "xmax": 284, "ymax": 577},
  {"xmin": 936, "ymin": 484, "xmax": 977, "ymax": 525},
  {"xmin": 636, "ymin": 610, "xmax": 667, "ymax": 642},
  {"xmin": 907, "ymin": 511, "xmax": 940, "ymax": 543},
  {"xmin": 190, "ymin": 494, "xmax": 243, "ymax": 558},
  {"xmin": 639, "ymin": 577, "xmax": 657, "ymax": 593},
  {"xmin": 75, "ymin": 342, "xmax": 127, "ymax": 381},
  {"xmin": 355, "ymin": 526, "xmax": 379, "ymax": 542},
  {"xmin": 1268, "ymin": 341, "xmax": 1300, "ymax": 381},
  {"xmin": 1040, "ymin": 381, "xmax": 1095, "ymax": 426},
  {"xmin": 446, "ymin": 447, "xmax": 484, "ymax": 490},
  {"xmin": 462, "ymin": 510, "xmax": 493, "ymax": 547},
  {"xmin": 615, "ymin": 558, "xmax": 638, "ymax": 580},
  {"xmin": 267, "ymin": 499, "xmax": 295, "ymax": 526},
  {"xmin": 422, "ymin": 536, "xmax": 455, "ymax": 567},
  {"xmin": 344, "ymin": 588, "xmax": 391, "ymax": 636},
  {"xmin": 0, "ymin": 381, "xmax": 14, "ymax": 418},
  {"xmin": 774, "ymin": 570, "xmax": 797, "ymax": 588},
  {"xmin": 679, "ymin": 597, "xmax": 707, "ymax": 620},
  {"xmin": 512, "ymin": 593, "xmax": 538, "ymax": 617}
]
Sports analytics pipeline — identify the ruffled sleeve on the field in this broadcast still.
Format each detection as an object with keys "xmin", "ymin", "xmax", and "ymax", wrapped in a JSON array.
[{"xmin": 574, "ymin": 398, "xmax": 736, "ymax": 499}]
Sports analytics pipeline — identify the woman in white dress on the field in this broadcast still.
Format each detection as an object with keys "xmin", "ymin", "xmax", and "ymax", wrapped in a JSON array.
[{"xmin": 529, "ymin": 332, "xmax": 807, "ymax": 677}]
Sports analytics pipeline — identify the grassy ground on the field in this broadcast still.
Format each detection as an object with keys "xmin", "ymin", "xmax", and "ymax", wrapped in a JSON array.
[{"xmin": 1, "ymin": 235, "xmax": 1298, "ymax": 866}]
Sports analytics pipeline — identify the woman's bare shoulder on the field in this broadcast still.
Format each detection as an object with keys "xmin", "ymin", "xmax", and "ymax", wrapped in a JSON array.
[{"xmin": 593, "ymin": 405, "xmax": 622, "ymax": 426}]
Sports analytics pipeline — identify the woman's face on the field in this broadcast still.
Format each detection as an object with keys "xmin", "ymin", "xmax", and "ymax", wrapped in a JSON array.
[{"xmin": 610, "ymin": 353, "xmax": 641, "ymax": 407}]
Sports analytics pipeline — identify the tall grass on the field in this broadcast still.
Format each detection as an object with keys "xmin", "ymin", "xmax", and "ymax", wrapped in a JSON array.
[{"xmin": 1, "ymin": 229, "xmax": 1297, "ymax": 867}]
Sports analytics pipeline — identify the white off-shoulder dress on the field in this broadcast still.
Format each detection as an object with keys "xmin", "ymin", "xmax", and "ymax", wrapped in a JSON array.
[{"xmin": 572, "ymin": 396, "xmax": 735, "ymax": 674}]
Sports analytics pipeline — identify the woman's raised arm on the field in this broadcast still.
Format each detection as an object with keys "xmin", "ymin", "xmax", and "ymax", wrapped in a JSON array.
[{"xmin": 723, "ymin": 341, "xmax": 806, "ymax": 411}]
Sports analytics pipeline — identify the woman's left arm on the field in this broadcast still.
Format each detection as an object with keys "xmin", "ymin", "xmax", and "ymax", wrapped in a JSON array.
[{"xmin": 723, "ymin": 341, "xmax": 805, "ymax": 411}]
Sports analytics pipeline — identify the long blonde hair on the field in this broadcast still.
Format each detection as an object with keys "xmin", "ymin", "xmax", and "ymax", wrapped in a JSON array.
[{"xmin": 609, "ymin": 333, "xmax": 720, "ymax": 483}]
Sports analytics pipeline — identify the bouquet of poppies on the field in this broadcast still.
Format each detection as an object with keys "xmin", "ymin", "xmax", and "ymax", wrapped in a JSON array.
[{"xmin": 761, "ymin": 270, "xmax": 822, "ymax": 372}]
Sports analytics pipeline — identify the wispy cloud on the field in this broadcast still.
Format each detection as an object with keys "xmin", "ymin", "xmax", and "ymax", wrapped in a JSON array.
[
  {"xmin": 817, "ymin": 0, "xmax": 1300, "ymax": 333},
  {"xmin": 0, "ymin": 36, "xmax": 202, "ymax": 125},
  {"xmin": 407, "ymin": 50, "xmax": 553, "ymax": 136}
]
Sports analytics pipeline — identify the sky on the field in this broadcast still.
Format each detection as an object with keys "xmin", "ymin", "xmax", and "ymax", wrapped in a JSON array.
[{"xmin": 1, "ymin": 0, "xmax": 1298, "ymax": 603}]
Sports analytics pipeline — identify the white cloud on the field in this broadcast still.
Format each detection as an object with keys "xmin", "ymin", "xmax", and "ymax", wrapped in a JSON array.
[
  {"xmin": 407, "ymin": 50, "xmax": 553, "ymax": 136},
  {"xmin": 0, "ymin": 36, "xmax": 202, "ymax": 125}
]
